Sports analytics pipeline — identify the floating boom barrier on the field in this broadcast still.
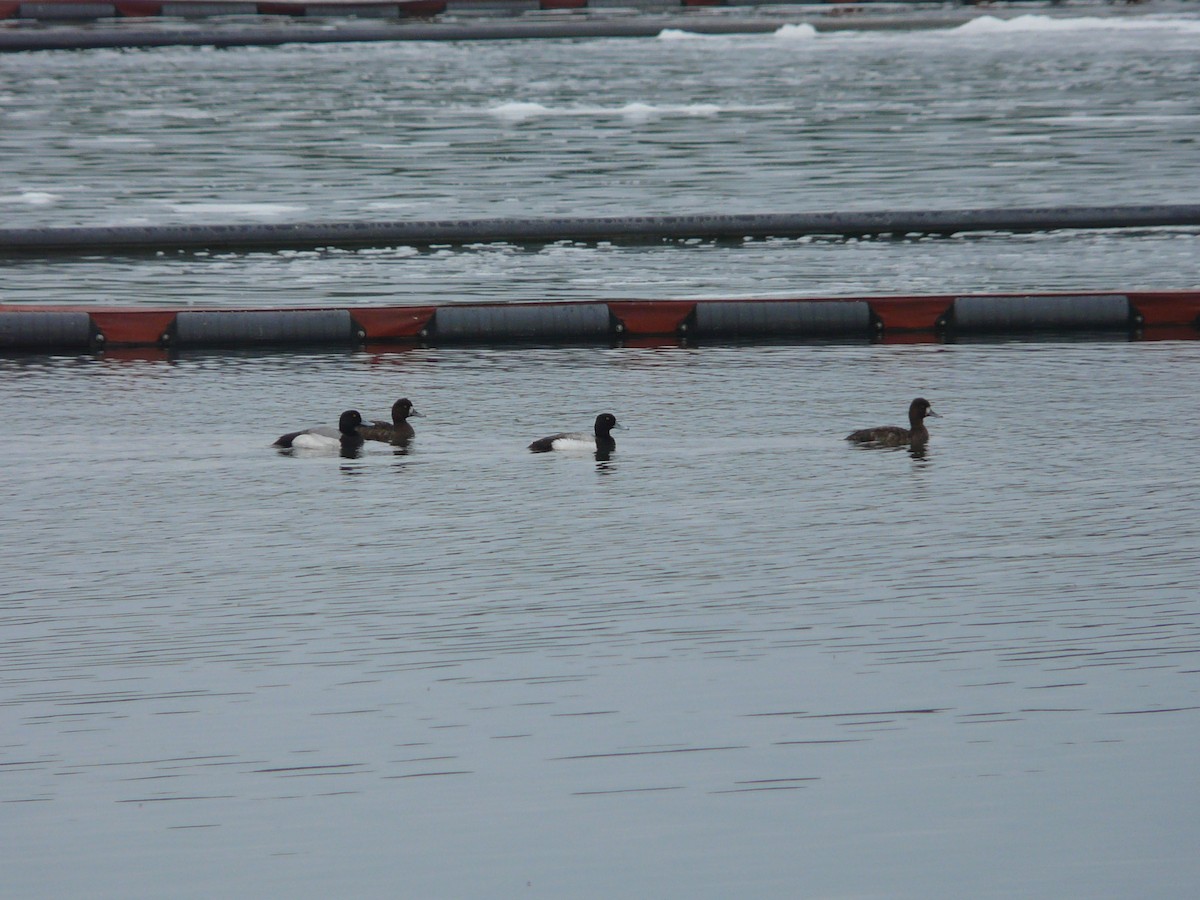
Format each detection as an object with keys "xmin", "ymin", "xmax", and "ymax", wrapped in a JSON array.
[
  {"xmin": 3, "ymin": 292, "xmax": 1198, "ymax": 351},
  {"xmin": 3, "ymin": 206, "xmax": 1200, "ymax": 255}
]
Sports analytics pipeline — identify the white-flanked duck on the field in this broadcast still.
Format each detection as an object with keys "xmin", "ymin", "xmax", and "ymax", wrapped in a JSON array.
[
  {"xmin": 529, "ymin": 413, "xmax": 621, "ymax": 455},
  {"xmin": 274, "ymin": 410, "xmax": 365, "ymax": 452}
]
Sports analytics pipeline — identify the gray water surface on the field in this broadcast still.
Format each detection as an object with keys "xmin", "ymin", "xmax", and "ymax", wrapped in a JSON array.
[
  {"xmin": 3, "ymin": 340, "xmax": 1199, "ymax": 897},
  {"xmin": 5, "ymin": 17, "xmax": 1200, "ymax": 224},
  {"xmin": 3, "ymin": 8, "xmax": 1200, "ymax": 898},
  {"xmin": 3, "ymin": 13, "xmax": 1200, "ymax": 304}
]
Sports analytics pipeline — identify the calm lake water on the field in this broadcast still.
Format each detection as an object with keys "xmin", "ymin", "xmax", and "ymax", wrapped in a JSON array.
[
  {"xmin": 2, "ymin": 7, "xmax": 1200, "ymax": 898},
  {"xmin": 4, "ymin": 340, "xmax": 1199, "ymax": 897}
]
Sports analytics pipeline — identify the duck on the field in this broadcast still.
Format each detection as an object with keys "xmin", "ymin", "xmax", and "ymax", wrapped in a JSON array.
[
  {"xmin": 274, "ymin": 410, "xmax": 365, "ymax": 451},
  {"xmin": 357, "ymin": 398, "xmax": 423, "ymax": 444},
  {"xmin": 846, "ymin": 398, "xmax": 939, "ymax": 448},
  {"xmin": 529, "ymin": 413, "xmax": 621, "ymax": 454}
]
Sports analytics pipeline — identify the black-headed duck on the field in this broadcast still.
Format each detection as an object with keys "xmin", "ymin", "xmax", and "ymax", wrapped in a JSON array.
[
  {"xmin": 529, "ymin": 413, "xmax": 621, "ymax": 454},
  {"xmin": 357, "ymin": 398, "xmax": 423, "ymax": 444},
  {"xmin": 275, "ymin": 410, "xmax": 365, "ymax": 451},
  {"xmin": 846, "ymin": 398, "xmax": 939, "ymax": 448}
]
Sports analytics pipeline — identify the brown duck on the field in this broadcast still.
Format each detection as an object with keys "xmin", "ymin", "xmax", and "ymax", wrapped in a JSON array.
[
  {"xmin": 357, "ymin": 398, "xmax": 423, "ymax": 444},
  {"xmin": 846, "ymin": 398, "xmax": 939, "ymax": 448}
]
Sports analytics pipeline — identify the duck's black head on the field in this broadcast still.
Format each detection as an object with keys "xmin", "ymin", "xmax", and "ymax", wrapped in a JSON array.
[
  {"xmin": 909, "ymin": 398, "xmax": 937, "ymax": 423},
  {"xmin": 338, "ymin": 410, "xmax": 365, "ymax": 435},
  {"xmin": 391, "ymin": 398, "xmax": 422, "ymax": 423},
  {"xmin": 594, "ymin": 413, "xmax": 619, "ymax": 436}
]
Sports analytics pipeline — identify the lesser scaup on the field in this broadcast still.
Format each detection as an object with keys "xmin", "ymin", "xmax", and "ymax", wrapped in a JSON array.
[
  {"xmin": 274, "ymin": 410, "xmax": 365, "ymax": 451},
  {"xmin": 846, "ymin": 398, "xmax": 939, "ymax": 448},
  {"xmin": 357, "ymin": 398, "xmax": 423, "ymax": 444},
  {"xmin": 529, "ymin": 413, "xmax": 621, "ymax": 454}
]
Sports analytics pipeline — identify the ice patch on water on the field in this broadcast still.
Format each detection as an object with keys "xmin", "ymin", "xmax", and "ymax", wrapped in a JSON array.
[
  {"xmin": 619, "ymin": 101, "xmax": 658, "ymax": 122},
  {"xmin": 489, "ymin": 101, "xmax": 727, "ymax": 123},
  {"xmin": 658, "ymin": 23, "xmax": 816, "ymax": 43},
  {"xmin": 365, "ymin": 200, "xmax": 421, "ymax": 210},
  {"xmin": 120, "ymin": 107, "xmax": 216, "ymax": 120},
  {"xmin": 656, "ymin": 29, "xmax": 712, "ymax": 41},
  {"xmin": 619, "ymin": 102, "xmax": 720, "ymax": 121},
  {"xmin": 774, "ymin": 23, "xmax": 818, "ymax": 41},
  {"xmin": 168, "ymin": 202, "xmax": 309, "ymax": 219},
  {"xmin": 955, "ymin": 14, "xmax": 1200, "ymax": 35},
  {"xmin": 1033, "ymin": 113, "xmax": 1200, "ymax": 128},
  {"xmin": 1, "ymin": 191, "xmax": 60, "ymax": 207},
  {"xmin": 489, "ymin": 101, "xmax": 552, "ymax": 123},
  {"xmin": 71, "ymin": 135, "xmax": 155, "ymax": 147}
]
